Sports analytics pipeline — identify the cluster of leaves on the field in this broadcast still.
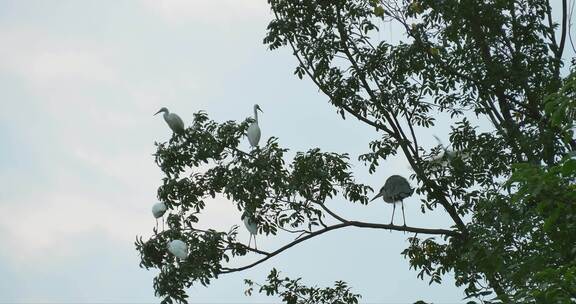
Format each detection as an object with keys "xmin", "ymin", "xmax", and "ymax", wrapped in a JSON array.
[
  {"xmin": 263, "ymin": 0, "xmax": 576, "ymax": 302},
  {"xmin": 135, "ymin": 223, "xmax": 236, "ymax": 303},
  {"xmin": 399, "ymin": 75, "xmax": 576, "ymax": 303},
  {"xmin": 136, "ymin": 112, "xmax": 372, "ymax": 303},
  {"xmin": 499, "ymin": 155, "xmax": 576, "ymax": 302},
  {"xmin": 245, "ymin": 269, "xmax": 362, "ymax": 304}
]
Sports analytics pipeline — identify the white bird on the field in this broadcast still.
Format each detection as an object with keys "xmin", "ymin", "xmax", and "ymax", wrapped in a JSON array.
[
  {"xmin": 152, "ymin": 202, "xmax": 167, "ymax": 218},
  {"xmin": 247, "ymin": 104, "xmax": 263, "ymax": 148},
  {"xmin": 370, "ymin": 175, "xmax": 414, "ymax": 226},
  {"xmin": 243, "ymin": 214, "xmax": 258, "ymax": 249},
  {"xmin": 167, "ymin": 239, "xmax": 188, "ymax": 260},
  {"xmin": 152, "ymin": 202, "xmax": 167, "ymax": 230},
  {"xmin": 154, "ymin": 107, "xmax": 185, "ymax": 134},
  {"xmin": 431, "ymin": 135, "xmax": 470, "ymax": 166}
]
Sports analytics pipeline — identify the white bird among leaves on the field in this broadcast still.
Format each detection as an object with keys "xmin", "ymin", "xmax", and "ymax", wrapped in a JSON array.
[
  {"xmin": 431, "ymin": 135, "xmax": 470, "ymax": 166},
  {"xmin": 371, "ymin": 175, "xmax": 414, "ymax": 226},
  {"xmin": 152, "ymin": 202, "xmax": 167, "ymax": 218},
  {"xmin": 247, "ymin": 104, "xmax": 263, "ymax": 148},
  {"xmin": 243, "ymin": 214, "xmax": 258, "ymax": 249},
  {"xmin": 152, "ymin": 202, "xmax": 167, "ymax": 230},
  {"xmin": 154, "ymin": 107, "xmax": 185, "ymax": 134},
  {"xmin": 167, "ymin": 239, "xmax": 188, "ymax": 260}
]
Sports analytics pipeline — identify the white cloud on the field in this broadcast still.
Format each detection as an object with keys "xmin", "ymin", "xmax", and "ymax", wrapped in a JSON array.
[
  {"xmin": 0, "ymin": 28, "xmax": 120, "ymax": 90},
  {"xmin": 143, "ymin": 0, "xmax": 269, "ymax": 26},
  {"xmin": 0, "ymin": 192, "xmax": 143, "ymax": 261}
]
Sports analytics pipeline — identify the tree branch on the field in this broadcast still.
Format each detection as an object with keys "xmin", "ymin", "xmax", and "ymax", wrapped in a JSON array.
[
  {"xmin": 274, "ymin": 8, "xmax": 393, "ymax": 135},
  {"xmin": 184, "ymin": 227, "xmax": 270, "ymax": 255},
  {"xmin": 560, "ymin": 0, "xmax": 568, "ymax": 61},
  {"xmin": 546, "ymin": 0, "xmax": 560, "ymax": 57},
  {"xmin": 219, "ymin": 221, "xmax": 458, "ymax": 274},
  {"xmin": 332, "ymin": 5, "xmax": 468, "ymax": 234}
]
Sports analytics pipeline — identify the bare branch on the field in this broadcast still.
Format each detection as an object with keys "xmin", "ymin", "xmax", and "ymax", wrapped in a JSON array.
[
  {"xmin": 560, "ymin": 0, "xmax": 569, "ymax": 60},
  {"xmin": 569, "ymin": 0, "xmax": 576, "ymax": 54},
  {"xmin": 219, "ymin": 221, "xmax": 458, "ymax": 274},
  {"xmin": 316, "ymin": 201, "xmax": 348, "ymax": 223}
]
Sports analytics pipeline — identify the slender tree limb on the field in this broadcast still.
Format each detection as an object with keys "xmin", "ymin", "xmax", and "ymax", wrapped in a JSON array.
[
  {"xmin": 219, "ymin": 221, "xmax": 458, "ymax": 274},
  {"xmin": 560, "ymin": 0, "xmax": 568, "ymax": 61},
  {"xmin": 184, "ymin": 227, "xmax": 270, "ymax": 255},
  {"xmin": 273, "ymin": 196, "xmax": 347, "ymax": 226},
  {"xmin": 273, "ymin": 9, "xmax": 394, "ymax": 136},
  {"xmin": 316, "ymin": 201, "xmax": 348, "ymax": 223},
  {"xmin": 547, "ymin": 0, "xmax": 560, "ymax": 57},
  {"xmin": 568, "ymin": 0, "xmax": 576, "ymax": 54},
  {"xmin": 277, "ymin": 224, "xmax": 312, "ymax": 235},
  {"xmin": 386, "ymin": 7, "xmax": 509, "ymax": 136},
  {"xmin": 464, "ymin": 1, "xmax": 529, "ymax": 163},
  {"xmin": 331, "ymin": 5, "xmax": 468, "ymax": 234},
  {"xmin": 334, "ymin": 8, "xmax": 420, "ymax": 158}
]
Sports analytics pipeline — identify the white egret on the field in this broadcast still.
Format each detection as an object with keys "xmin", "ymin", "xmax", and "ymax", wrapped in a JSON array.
[
  {"xmin": 167, "ymin": 239, "xmax": 188, "ymax": 260},
  {"xmin": 247, "ymin": 104, "xmax": 263, "ymax": 148},
  {"xmin": 431, "ymin": 135, "xmax": 470, "ymax": 166},
  {"xmin": 154, "ymin": 107, "xmax": 185, "ymax": 134},
  {"xmin": 243, "ymin": 214, "xmax": 258, "ymax": 249},
  {"xmin": 371, "ymin": 175, "xmax": 414, "ymax": 226},
  {"xmin": 152, "ymin": 202, "xmax": 167, "ymax": 230}
]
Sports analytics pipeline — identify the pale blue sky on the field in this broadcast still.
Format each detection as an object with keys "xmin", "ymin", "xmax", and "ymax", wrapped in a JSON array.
[{"xmin": 1, "ymin": 1, "xmax": 570, "ymax": 303}]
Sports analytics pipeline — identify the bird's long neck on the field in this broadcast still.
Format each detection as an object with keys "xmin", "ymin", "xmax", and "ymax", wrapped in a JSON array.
[{"xmin": 253, "ymin": 107, "xmax": 259, "ymax": 124}]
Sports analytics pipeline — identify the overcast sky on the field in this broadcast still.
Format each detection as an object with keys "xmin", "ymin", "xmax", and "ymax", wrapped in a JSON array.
[{"xmin": 0, "ymin": 1, "xmax": 571, "ymax": 303}]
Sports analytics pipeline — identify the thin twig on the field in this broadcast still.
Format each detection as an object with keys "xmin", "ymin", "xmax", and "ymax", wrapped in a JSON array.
[{"xmin": 184, "ymin": 227, "xmax": 270, "ymax": 255}]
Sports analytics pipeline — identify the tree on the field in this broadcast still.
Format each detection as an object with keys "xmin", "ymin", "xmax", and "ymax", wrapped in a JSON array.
[{"xmin": 136, "ymin": 0, "xmax": 576, "ymax": 303}]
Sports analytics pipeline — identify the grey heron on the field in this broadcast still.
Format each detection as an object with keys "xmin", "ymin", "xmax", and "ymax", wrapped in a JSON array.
[{"xmin": 371, "ymin": 175, "xmax": 414, "ymax": 226}]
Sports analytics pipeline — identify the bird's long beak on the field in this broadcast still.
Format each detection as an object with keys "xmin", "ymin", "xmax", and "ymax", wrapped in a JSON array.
[
  {"xmin": 258, "ymin": 108, "xmax": 263, "ymax": 113},
  {"xmin": 153, "ymin": 109, "xmax": 162, "ymax": 116},
  {"xmin": 370, "ymin": 193, "xmax": 383, "ymax": 202}
]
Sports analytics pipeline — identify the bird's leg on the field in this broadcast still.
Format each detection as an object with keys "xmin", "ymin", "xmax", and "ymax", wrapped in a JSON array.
[
  {"xmin": 390, "ymin": 204, "xmax": 396, "ymax": 227},
  {"xmin": 401, "ymin": 200, "xmax": 406, "ymax": 232},
  {"xmin": 155, "ymin": 218, "xmax": 158, "ymax": 231},
  {"xmin": 254, "ymin": 236, "xmax": 258, "ymax": 250},
  {"xmin": 179, "ymin": 209, "xmax": 185, "ymax": 225},
  {"xmin": 162, "ymin": 219, "xmax": 165, "ymax": 231},
  {"xmin": 247, "ymin": 235, "xmax": 252, "ymax": 248}
]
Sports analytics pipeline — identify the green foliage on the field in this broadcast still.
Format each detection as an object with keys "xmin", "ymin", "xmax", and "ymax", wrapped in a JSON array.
[
  {"xmin": 137, "ymin": 112, "xmax": 372, "ymax": 303},
  {"xmin": 245, "ymin": 269, "xmax": 362, "ymax": 304},
  {"xmin": 137, "ymin": 0, "xmax": 576, "ymax": 303},
  {"xmin": 499, "ymin": 156, "xmax": 576, "ymax": 302}
]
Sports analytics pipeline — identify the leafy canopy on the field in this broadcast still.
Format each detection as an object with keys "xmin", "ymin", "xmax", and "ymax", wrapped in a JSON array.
[{"xmin": 137, "ymin": 0, "xmax": 576, "ymax": 303}]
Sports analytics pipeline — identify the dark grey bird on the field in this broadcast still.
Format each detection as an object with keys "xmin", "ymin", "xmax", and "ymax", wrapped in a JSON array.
[{"xmin": 371, "ymin": 175, "xmax": 414, "ymax": 226}]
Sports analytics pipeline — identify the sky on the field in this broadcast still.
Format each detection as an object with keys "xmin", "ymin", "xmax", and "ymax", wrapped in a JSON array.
[{"xmin": 0, "ymin": 1, "xmax": 571, "ymax": 303}]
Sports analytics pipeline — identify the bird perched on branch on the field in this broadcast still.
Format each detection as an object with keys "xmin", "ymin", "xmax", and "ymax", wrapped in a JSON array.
[
  {"xmin": 243, "ymin": 214, "xmax": 258, "ymax": 249},
  {"xmin": 154, "ymin": 107, "xmax": 185, "ymax": 134},
  {"xmin": 152, "ymin": 202, "xmax": 167, "ymax": 230},
  {"xmin": 430, "ymin": 135, "xmax": 470, "ymax": 166},
  {"xmin": 167, "ymin": 239, "xmax": 188, "ymax": 260},
  {"xmin": 247, "ymin": 104, "xmax": 262, "ymax": 148},
  {"xmin": 371, "ymin": 175, "xmax": 414, "ymax": 226}
]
